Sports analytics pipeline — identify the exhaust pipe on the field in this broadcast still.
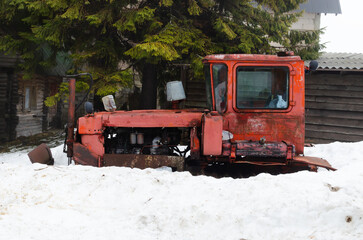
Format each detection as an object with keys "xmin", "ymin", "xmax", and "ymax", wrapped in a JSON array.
[
  {"xmin": 63, "ymin": 73, "xmax": 93, "ymax": 165},
  {"xmin": 66, "ymin": 78, "xmax": 76, "ymax": 165}
]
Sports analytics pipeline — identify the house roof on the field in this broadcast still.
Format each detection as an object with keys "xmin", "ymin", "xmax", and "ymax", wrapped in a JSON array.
[
  {"xmin": 299, "ymin": 0, "xmax": 342, "ymax": 14},
  {"xmin": 310, "ymin": 52, "xmax": 363, "ymax": 71}
]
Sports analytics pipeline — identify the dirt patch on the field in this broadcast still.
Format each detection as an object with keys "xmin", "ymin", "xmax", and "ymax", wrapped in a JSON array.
[{"xmin": 0, "ymin": 129, "xmax": 65, "ymax": 153}]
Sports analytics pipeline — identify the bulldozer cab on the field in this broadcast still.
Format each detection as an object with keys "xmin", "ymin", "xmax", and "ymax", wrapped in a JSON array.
[
  {"xmin": 203, "ymin": 54, "xmax": 306, "ymax": 154},
  {"xmin": 204, "ymin": 56, "xmax": 292, "ymax": 114}
]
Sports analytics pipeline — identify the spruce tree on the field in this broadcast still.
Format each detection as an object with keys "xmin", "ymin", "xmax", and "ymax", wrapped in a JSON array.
[{"xmin": 0, "ymin": 0, "xmax": 320, "ymax": 108}]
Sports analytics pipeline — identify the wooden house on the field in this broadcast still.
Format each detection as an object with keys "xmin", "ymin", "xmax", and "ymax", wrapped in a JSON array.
[
  {"xmin": 0, "ymin": 50, "xmax": 70, "ymax": 140},
  {"xmin": 15, "ymin": 74, "xmax": 62, "ymax": 137}
]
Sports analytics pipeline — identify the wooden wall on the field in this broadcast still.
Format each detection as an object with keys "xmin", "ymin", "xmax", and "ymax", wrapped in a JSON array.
[
  {"xmin": 16, "ymin": 76, "xmax": 61, "ymax": 137},
  {"xmin": 0, "ymin": 69, "xmax": 18, "ymax": 141},
  {"xmin": 16, "ymin": 77, "xmax": 44, "ymax": 137},
  {"xmin": 305, "ymin": 71, "xmax": 363, "ymax": 143},
  {"xmin": 184, "ymin": 79, "xmax": 207, "ymax": 109}
]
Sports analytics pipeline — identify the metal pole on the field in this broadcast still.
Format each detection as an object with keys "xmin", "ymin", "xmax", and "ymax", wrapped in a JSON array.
[{"xmin": 67, "ymin": 78, "xmax": 76, "ymax": 165}]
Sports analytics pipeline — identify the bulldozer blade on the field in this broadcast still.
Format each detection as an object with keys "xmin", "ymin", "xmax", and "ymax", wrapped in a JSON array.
[
  {"xmin": 103, "ymin": 154, "xmax": 185, "ymax": 171},
  {"xmin": 73, "ymin": 143, "xmax": 100, "ymax": 167},
  {"xmin": 292, "ymin": 156, "xmax": 336, "ymax": 171}
]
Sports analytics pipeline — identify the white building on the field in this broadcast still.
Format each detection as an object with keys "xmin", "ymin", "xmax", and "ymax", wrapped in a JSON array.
[{"xmin": 292, "ymin": 0, "xmax": 341, "ymax": 31}]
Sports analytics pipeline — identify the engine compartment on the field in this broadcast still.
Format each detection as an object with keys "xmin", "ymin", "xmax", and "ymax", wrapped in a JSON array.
[{"xmin": 103, "ymin": 127, "xmax": 188, "ymax": 156}]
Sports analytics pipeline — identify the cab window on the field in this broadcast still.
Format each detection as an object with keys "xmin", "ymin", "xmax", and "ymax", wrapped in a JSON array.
[
  {"xmin": 212, "ymin": 64, "xmax": 227, "ymax": 113},
  {"xmin": 204, "ymin": 64, "xmax": 213, "ymax": 110},
  {"xmin": 236, "ymin": 66, "xmax": 289, "ymax": 109}
]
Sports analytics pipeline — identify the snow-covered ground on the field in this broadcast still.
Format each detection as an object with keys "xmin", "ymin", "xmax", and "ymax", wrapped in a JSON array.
[{"xmin": 0, "ymin": 142, "xmax": 362, "ymax": 240}]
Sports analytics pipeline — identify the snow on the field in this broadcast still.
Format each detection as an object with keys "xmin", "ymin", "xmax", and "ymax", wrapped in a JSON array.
[{"xmin": 0, "ymin": 142, "xmax": 362, "ymax": 240}]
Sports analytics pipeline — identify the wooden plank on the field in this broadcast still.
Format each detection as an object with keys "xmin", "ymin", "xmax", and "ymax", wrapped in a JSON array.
[
  {"xmin": 186, "ymin": 85, "xmax": 205, "ymax": 90},
  {"xmin": 16, "ymin": 123, "xmax": 42, "ymax": 128},
  {"xmin": 306, "ymin": 74, "xmax": 363, "ymax": 86},
  {"xmin": 186, "ymin": 80, "xmax": 205, "ymax": 86},
  {"xmin": 306, "ymin": 96, "xmax": 363, "ymax": 105},
  {"xmin": 0, "ymin": 55, "xmax": 18, "ymax": 67},
  {"xmin": 306, "ymin": 102, "xmax": 363, "ymax": 112},
  {"xmin": 186, "ymin": 88, "xmax": 207, "ymax": 95},
  {"xmin": 186, "ymin": 94, "xmax": 206, "ymax": 100},
  {"xmin": 184, "ymin": 102, "xmax": 207, "ymax": 108},
  {"xmin": 305, "ymin": 130, "xmax": 363, "ymax": 142},
  {"xmin": 306, "ymin": 116, "xmax": 363, "ymax": 129},
  {"xmin": 16, "ymin": 128, "xmax": 42, "ymax": 133},
  {"xmin": 306, "ymin": 109, "xmax": 363, "ymax": 120},
  {"xmin": 16, "ymin": 124, "xmax": 42, "ymax": 129},
  {"xmin": 185, "ymin": 95, "xmax": 207, "ymax": 102},
  {"xmin": 306, "ymin": 84, "xmax": 363, "ymax": 92},
  {"xmin": 16, "ymin": 129, "xmax": 42, "ymax": 137},
  {"xmin": 306, "ymin": 89, "xmax": 363, "ymax": 98},
  {"xmin": 306, "ymin": 124, "xmax": 363, "ymax": 136},
  {"xmin": 185, "ymin": 78, "xmax": 207, "ymax": 109}
]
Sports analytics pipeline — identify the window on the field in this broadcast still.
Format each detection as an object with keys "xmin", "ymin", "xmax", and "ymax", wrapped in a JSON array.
[
  {"xmin": 204, "ymin": 64, "xmax": 228, "ymax": 113},
  {"xmin": 204, "ymin": 64, "xmax": 213, "ymax": 110},
  {"xmin": 236, "ymin": 66, "xmax": 289, "ymax": 109},
  {"xmin": 24, "ymin": 86, "xmax": 37, "ymax": 111},
  {"xmin": 213, "ymin": 64, "xmax": 227, "ymax": 113}
]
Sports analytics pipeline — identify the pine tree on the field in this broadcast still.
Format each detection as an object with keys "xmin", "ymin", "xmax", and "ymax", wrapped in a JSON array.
[{"xmin": 0, "ymin": 0, "xmax": 320, "ymax": 108}]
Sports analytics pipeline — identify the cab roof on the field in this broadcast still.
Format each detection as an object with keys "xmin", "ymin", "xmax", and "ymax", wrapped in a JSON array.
[{"xmin": 203, "ymin": 54, "xmax": 301, "ymax": 62}]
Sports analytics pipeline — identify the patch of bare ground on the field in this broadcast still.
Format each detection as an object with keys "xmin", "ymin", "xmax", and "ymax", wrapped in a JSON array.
[{"xmin": 0, "ymin": 129, "xmax": 65, "ymax": 153}]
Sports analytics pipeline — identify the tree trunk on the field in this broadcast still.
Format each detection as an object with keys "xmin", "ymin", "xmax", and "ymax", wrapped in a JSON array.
[{"xmin": 141, "ymin": 63, "xmax": 158, "ymax": 109}]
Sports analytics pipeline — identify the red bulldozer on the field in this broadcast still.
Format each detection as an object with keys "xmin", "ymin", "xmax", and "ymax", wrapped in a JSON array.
[{"xmin": 29, "ymin": 53, "xmax": 335, "ymax": 176}]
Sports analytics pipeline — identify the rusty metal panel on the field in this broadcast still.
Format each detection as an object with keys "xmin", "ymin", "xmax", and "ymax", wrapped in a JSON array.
[
  {"xmin": 81, "ymin": 134, "xmax": 105, "ymax": 156},
  {"xmin": 190, "ymin": 127, "xmax": 200, "ymax": 159},
  {"xmin": 203, "ymin": 54, "xmax": 301, "ymax": 62},
  {"xmin": 78, "ymin": 114, "xmax": 103, "ymax": 134},
  {"xmin": 102, "ymin": 110, "xmax": 202, "ymax": 128},
  {"xmin": 222, "ymin": 141, "xmax": 288, "ymax": 158},
  {"xmin": 77, "ymin": 110, "xmax": 202, "ymax": 134},
  {"xmin": 222, "ymin": 141, "xmax": 231, "ymax": 156},
  {"xmin": 103, "ymin": 154, "xmax": 185, "ymax": 171},
  {"xmin": 293, "ymin": 156, "xmax": 336, "ymax": 171},
  {"xmin": 73, "ymin": 143, "xmax": 99, "ymax": 167},
  {"xmin": 202, "ymin": 114, "xmax": 223, "ymax": 155},
  {"xmin": 236, "ymin": 141, "xmax": 287, "ymax": 158}
]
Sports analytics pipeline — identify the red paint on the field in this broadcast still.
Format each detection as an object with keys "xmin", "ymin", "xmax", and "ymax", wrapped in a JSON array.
[
  {"xmin": 81, "ymin": 134, "xmax": 104, "ymax": 157},
  {"xmin": 190, "ymin": 127, "xmax": 200, "ymax": 159},
  {"xmin": 78, "ymin": 110, "xmax": 203, "ymax": 132},
  {"xmin": 202, "ymin": 113, "xmax": 223, "ymax": 155}
]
